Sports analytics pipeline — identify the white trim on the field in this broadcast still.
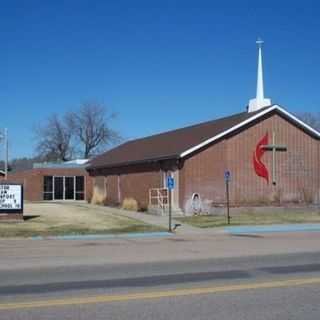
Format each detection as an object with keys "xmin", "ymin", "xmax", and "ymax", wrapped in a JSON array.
[
  {"xmin": 117, "ymin": 175, "xmax": 121, "ymax": 204},
  {"xmin": 275, "ymin": 106, "xmax": 320, "ymax": 138},
  {"xmin": 180, "ymin": 105, "xmax": 320, "ymax": 158},
  {"xmin": 73, "ymin": 176, "xmax": 76, "ymax": 201},
  {"xmin": 52, "ymin": 176, "xmax": 55, "ymax": 200}
]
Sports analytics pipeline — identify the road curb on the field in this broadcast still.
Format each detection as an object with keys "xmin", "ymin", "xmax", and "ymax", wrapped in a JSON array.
[{"xmin": 30, "ymin": 231, "xmax": 174, "ymax": 241}]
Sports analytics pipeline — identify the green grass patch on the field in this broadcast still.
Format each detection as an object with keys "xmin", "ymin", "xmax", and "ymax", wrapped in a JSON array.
[{"xmin": 176, "ymin": 211, "xmax": 320, "ymax": 228}]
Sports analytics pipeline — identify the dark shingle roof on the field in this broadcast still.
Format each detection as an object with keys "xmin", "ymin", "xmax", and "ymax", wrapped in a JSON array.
[{"xmin": 88, "ymin": 107, "xmax": 270, "ymax": 170}]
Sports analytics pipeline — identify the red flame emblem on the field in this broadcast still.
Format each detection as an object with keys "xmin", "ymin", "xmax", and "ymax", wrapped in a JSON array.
[{"xmin": 253, "ymin": 132, "xmax": 269, "ymax": 183}]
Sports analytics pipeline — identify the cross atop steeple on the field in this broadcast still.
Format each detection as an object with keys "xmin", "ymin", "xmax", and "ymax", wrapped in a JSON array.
[{"xmin": 248, "ymin": 38, "xmax": 272, "ymax": 112}]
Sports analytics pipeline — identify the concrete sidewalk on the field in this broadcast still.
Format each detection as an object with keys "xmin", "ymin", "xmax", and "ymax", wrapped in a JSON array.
[{"xmin": 225, "ymin": 223, "xmax": 320, "ymax": 234}]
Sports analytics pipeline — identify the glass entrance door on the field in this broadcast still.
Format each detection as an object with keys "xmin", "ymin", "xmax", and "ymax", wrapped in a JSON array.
[
  {"xmin": 54, "ymin": 177, "xmax": 64, "ymax": 200},
  {"xmin": 65, "ymin": 177, "xmax": 75, "ymax": 200},
  {"xmin": 75, "ymin": 176, "xmax": 85, "ymax": 200},
  {"xmin": 44, "ymin": 176, "xmax": 85, "ymax": 201}
]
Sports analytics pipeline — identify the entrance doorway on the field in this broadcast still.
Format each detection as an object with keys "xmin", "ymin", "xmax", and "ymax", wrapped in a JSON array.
[
  {"xmin": 43, "ymin": 176, "xmax": 85, "ymax": 201},
  {"xmin": 54, "ymin": 177, "xmax": 64, "ymax": 200},
  {"xmin": 65, "ymin": 177, "xmax": 75, "ymax": 200}
]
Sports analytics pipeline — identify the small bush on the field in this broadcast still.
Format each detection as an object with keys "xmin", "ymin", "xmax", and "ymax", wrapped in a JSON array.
[
  {"xmin": 122, "ymin": 198, "xmax": 139, "ymax": 211},
  {"xmin": 91, "ymin": 187, "xmax": 106, "ymax": 205}
]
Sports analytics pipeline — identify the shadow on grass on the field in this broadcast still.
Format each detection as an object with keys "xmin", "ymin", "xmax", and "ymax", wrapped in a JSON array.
[
  {"xmin": 23, "ymin": 215, "xmax": 40, "ymax": 221},
  {"xmin": 230, "ymin": 234, "xmax": 264, "ymax": 238}
]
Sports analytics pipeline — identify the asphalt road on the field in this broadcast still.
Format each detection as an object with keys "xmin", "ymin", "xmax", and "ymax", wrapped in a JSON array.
[{"xmin": 1, "ymin": 233, "xmax": 320, "ymax": 319}]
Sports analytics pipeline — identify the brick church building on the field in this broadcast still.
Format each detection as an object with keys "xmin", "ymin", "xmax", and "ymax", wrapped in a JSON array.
[{"xmin": 87, "ymin": 41, "xmax": 320, "ymax": 214}]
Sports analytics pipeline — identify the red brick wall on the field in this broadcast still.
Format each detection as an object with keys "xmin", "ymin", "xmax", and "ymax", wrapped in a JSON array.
[
  {"xmin": 0, "ymin": 214, "xmax": 23, "ymax": 220},
  {"xmin": 179, "ymin": 139, "xmax": 227, "ymax": 210},
  {"xmin": 119, "ymin": 171, "xmax": 162, "ymax": 209},
  {"xmin": 103, "ymin": 171, "xmax": 162, "ymax": 209},
  {"xmin": 1, "ymin": 168, "xmax": 93, "ymax": 202},
  {"xmin": 179, "ymin": 112, "xmax": 320, "ymax": 209},
  {"xmin": 105, "ymin": 175, "xmax": 119, "ymax": 205},
  {"xmin": 227, "ymin": 113, "xmax": 319, "ymax": 205},
  {"xmin": 90, "ymin": 164, "xmax": 163, "ymax": 210}
]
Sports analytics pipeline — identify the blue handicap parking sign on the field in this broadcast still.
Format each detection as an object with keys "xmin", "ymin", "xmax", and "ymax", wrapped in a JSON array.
[
  {"xmin": 167, "ymin": 176, "xmax": 175, "ymax": 190},
  {"xmin": 224, "ymin": 170, "xmax": 231, "ymax": 182}
]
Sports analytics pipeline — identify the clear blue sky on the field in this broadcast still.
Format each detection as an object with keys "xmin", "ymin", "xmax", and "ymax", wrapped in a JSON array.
[{"xmin": 1, "ymin": 0, "xmax": 320, "ymax": 159}]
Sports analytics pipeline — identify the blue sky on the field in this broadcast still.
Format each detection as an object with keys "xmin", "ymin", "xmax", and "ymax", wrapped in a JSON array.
[{"xmin": 1, "ymin": 0, "xmax": 320, "ymax": 158}]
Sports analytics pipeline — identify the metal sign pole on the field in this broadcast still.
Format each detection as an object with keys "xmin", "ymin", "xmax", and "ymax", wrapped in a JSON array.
[
  {"xmin": 4, "ymin": 129, "xmax": 8, "ymax": 180},
  {"xmin": 167, "ymin": 174, "xmax": 174, "ymax": 233},
  {"xmin": 224, "ymin": 170, "xmax": 231, "ymax": 225},
  {"xmin": 226, "ymin": 179, "xmax": 230, "ymax": 225},
  {"xmin": 168, "ymin": 188, "xmax": 172, "ymax": 232}
]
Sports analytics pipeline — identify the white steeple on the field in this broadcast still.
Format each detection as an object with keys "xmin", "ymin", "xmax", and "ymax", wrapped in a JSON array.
[{"xmin": 248, "ymin": 38, "xmax": 271, "ymax": 112}]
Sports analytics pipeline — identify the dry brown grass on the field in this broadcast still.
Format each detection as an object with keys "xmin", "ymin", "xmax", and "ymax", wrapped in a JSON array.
[
  {"xmin": 121, "ymin": 198, "xmax": 139, "ymax": 211},
  {"xmin": 0, "ymin": 202, "xmax": 163, "ymax": 237},
  {"xmin": 177, "ymin": 211, "xmax": 320, "ymax": 228},
  {"xmin": 91, "ymin": 186, "xmax": 106, "ymax": 205}
]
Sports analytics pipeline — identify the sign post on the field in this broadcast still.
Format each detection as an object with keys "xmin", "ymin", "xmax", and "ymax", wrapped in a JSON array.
[
  {"xmin": 224, "ymin": 170, "xmax": 231, "ymax": 225},
  {"xmin": 0, "ymin": 129, "xmax": 8, "ymax": 180},
  {"xmin": 167, "ymin": 175, "xmax": 175, "ymax": 232},
  {"xmin": 0, "ymin": 183, "xmax": 23, "ymax": 218}
]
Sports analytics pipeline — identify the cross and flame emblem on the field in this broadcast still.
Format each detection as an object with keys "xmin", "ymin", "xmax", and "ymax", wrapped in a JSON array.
[{"xmin": 253, "ymin": 132, "xmax": 269, "ymax": 184}]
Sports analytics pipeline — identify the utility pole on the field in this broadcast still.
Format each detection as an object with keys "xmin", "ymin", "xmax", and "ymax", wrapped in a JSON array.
[
  {"xmin": 4, "ymin": 128, "xmax": 8, "ymax": 180},
  {"xmin": 0, "ymin": 129, "xmax": 8, "ymax": 180}
]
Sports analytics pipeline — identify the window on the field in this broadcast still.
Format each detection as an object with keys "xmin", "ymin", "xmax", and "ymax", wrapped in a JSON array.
[
  {"xmin": 43, "ymin": 176, "xmax": 86, "ymax": 201},
  {"xmin": 43, "ymin": 176, "xmax": 53, "ymax": 200},
  {"xmin": 75, "ymin": 176, "xmax": 85, "ymax": 200}
]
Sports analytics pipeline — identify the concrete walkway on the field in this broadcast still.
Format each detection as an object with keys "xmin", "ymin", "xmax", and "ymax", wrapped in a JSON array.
[
  {"xmin": 109, "ymin": 207, "xmax": 205, "ymax": 234},
  {"xmin": 78, "ymin": 203, "xmax": 211, "ymax": 235}
]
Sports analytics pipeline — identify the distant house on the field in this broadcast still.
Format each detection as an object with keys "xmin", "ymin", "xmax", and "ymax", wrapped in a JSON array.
[{"xmin": 5, "ymin": 160, "xmax": 93, "ymax": 202}]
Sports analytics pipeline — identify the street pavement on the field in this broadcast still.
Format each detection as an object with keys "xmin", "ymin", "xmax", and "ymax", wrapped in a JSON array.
[{"xmin": 1, "ymin": 232, "xmax": 320, "ymax": 319}]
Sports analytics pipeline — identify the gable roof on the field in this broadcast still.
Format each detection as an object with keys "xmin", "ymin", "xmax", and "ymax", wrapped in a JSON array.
[{"xmin": 88, "ymin": 105, "xmax": 320, "ymax": 170}]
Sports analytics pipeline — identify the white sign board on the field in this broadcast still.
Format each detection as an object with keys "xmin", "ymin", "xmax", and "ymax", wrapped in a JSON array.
[{"xmin": 0, "ymin": 184, "xmax": 23, "ymax": 212}]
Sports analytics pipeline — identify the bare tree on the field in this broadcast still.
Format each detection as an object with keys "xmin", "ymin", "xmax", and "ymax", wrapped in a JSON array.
[
  {"xmin": 297, "ymin": 112, "xmax": 320, "ymax": 131},
  {"xmin": 66, "ymin": 102, "xmax": 121, "ymax": 158},
  {"xmin": 34, "ymin": 114, "xmax": 73, "ymax": 162}
]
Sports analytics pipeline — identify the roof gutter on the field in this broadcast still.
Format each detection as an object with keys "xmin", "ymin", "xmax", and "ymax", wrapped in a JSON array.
[{"xmin": 87, "ymin": 154, "xmax": 180, "ymax": 171}]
